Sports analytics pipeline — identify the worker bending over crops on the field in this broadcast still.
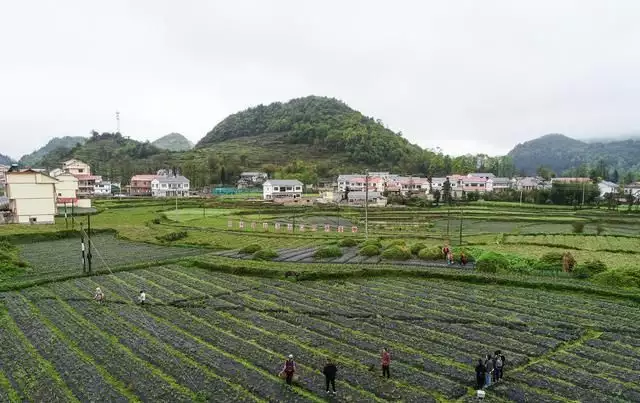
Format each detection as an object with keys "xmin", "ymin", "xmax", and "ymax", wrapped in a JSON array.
[{"xmin": 94, "ymin": 287, "xmax": 105, "ymax": 304}]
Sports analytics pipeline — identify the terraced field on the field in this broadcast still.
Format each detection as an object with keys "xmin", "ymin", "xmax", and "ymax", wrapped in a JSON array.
[{"xmin": 1, "ymin": 265, "xmax": 639, "ymax": 402}]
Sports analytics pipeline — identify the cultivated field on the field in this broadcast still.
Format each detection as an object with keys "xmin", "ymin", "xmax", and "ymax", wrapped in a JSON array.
[
  {"xmin": 1, "ymin": 265, "xmax": 640, "ymax": 402},
  {"xmin": 1, "ymin": 199, "xmax": 640, "ymax": 402}
]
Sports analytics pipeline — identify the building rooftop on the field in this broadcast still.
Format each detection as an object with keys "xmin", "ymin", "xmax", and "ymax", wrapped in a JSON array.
[
  {"xmin": 265, "ymin": 179, "xmax": 303, "ymax": 186},
  {"xmin": 131, "ymin": 175, "xmax": 159, "ymax": 181},
  {"xmin": 155, "ymin": 175, "xmax": 190, "ymax": 184}
]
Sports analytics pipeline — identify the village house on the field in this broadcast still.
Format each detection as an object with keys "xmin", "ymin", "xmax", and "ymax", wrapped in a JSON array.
[
  {"xmin": 516, "ymin": 177, "xmax": 544, "ymax": 191},
  {"xmin": 62, "ymin": 159, "xmax": 91, "ymax": 176},
  {"xmin": 468, "ymin": 173, "xmax": 496, "ymax": 180},
  {"xmin": 128, "ymin": 175, "xmax": 158, "ymax": 196},
  {"xmin": 237, "ymin": 172, "xmax": 268, "ymax": 189},
  {"xmin": 346, "ymin": 191, "xmax": 387, "ymax": 207},
  {"xmin": 52, "ymin": 172, "xmax": 78, "ymax": 202},
  {"xmin": 262, "ymin": 179, "xmax": 303, "ymax": 200},
  {"xmin": 490, "ymin": 177, "xmax": 513, "ymax": 192},
  {"xmin": 75, "ymin": 174, "xmax": 102, "ymax": 197},
  {"xmin": 0, "ymin": 164, "xmax": 10, "ymax": 185},
  {"xmin": 151, "ymin": 175, "xmax": 190, "ymax": 197},
  {"xmin": 5, "ymin": 169, "xmax": 58, "ymax": 224},
  {"xmin": 94, "ymin": 181, "xmax": 112, "ymax": 196}
]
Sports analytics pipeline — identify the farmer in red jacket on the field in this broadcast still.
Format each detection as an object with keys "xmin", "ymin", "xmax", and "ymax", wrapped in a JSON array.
[
  {"xmin": 381, "ymin": 348, "xmax": 391, "ymax": 378},
  {"xmin": 280, "ymin": 354, "xmax": 297, "ymax": 385}
]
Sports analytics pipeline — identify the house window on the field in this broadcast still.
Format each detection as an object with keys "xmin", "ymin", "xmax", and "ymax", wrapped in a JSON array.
[
  {"xmin": 295, "ymin": 186, "xmax": 301, "ymax": 191},
  {"xmin": 78, "ymin": 169, "xmax": 84, "ymax": 173},
  {"xmin": 29, "ymin": 217, "xmax": 37, "ymax": 223},
  {"xmin": 286, "ymin": 187, "xmax": 293, "ymax": 191},
  {"xmin": 273, "ymin": 186, "xmax": 279, "ymax": 192},
  {"xmin": 58, "ymin": 193, "xmax": 62, "ymax": 196}
]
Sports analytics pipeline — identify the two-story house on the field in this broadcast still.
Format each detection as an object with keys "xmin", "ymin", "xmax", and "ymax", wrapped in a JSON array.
[
  {"xmin": 5, "ymin": 169, "xmax": 58, "ymax": 224},
  {"xmin": 460, "ymin": 176, "xmax": 489, "ymax": 193},
  {"xmin": 62, "ymin": 159, "xmax": 91, "ymax": 176},
  {"xmin": 94, "ymin": 181, "xmax": 112, "ymax": 196},
  {"xmin": 129, "ymin": 175, "xmax": 158, "ymax": 196},
  {"xmin": 75, "ymin": 174, "xmax": 102, "ymax": 197},
  {"xmin": 263, "ymin": 179, "xmax": 303, "ymax": 200},
  {"xmin": 52, "ymin": 173, "xmax": 78, "ymax": 204},
  {"xmin": 151, "ymin": 175, "xmax": 190, "ymax": 197}
]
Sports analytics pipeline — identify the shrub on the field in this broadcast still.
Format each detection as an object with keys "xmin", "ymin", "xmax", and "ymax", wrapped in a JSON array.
[
  {"xmin": 156, "ymin": 231, "xmax": 188, "ymax": 242},
  {"xmin": 573, "ymin": 260, "xmax": 608, "ymax": 279},
  {"xmin": 596, "ymin": 223, "xmax": 606, "ymax": 235},
  {"xmin": 475, "ymin": 252, "xmax": 509, "ymax": 273},
  {"xmin": 385, "ymin": 240, "xmax": 406, "ymax": 249},
  {"xmin": 533, "ymin": 252, "xmax": 564, "ymax": 271},
  {"xmin": 381, "ymin": 245, "xmax": 412, "ymax": 261},
  {"xmin": 252, "ymin": 249, "xmax": 278, "ymax": 261},
  {"xmin": 592, "ymin": 267, "xmax": 640, "ymax": 288},
  {"xmin": 0, "ymin": 241, "xmax": 28, "ymax": 274},
  {"xmin": 359, "ymin": 245, "xmax": 381, "ymax": 256},
  {"xmin": 361, "ymin": 239, "xmax": 382, "ymax": 249},
  {"xmin": 418, "ymin": 247, "xmax": 443, "ymax": 261},
  {"xmin": 571, "ymin": 222, "xmax": 585, "ymax": 234},
  {"xmin": 240, "ymin": 243, "xmax": 262, "ymax": 254},
  {"xmin": 338, "ymin": 238, "xmax": 359, "ymax": 247},
  {"xmin": 151, "ymin": 217, "xmax": 162, "ymax": 224},
  {"xmin": 410, "ymin": 243, "xmax": 427, "ymax": 255},
  {"xmin": 314, "ymin": 246, "xmax": 343, "ymax": 259}
]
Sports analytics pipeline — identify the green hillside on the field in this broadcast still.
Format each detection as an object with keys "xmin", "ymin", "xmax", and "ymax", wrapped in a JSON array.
[
  {"xmin": 19, "ymin": 136, "xmax": 86, "ymax": 167},
  {"xmin": 508, "ymin": 133, "xmax": 640, "ymax": 178},
  {"xmin": 152, "ymin": 133, "xmax": 194, "ymax": 151},
  {"xmin": 0, "ymin": 153, "xmax": 13, "ymax": 166},
  {"xmin": 197, "ymin": 95, "xmax": 424, "ymax": 167}
]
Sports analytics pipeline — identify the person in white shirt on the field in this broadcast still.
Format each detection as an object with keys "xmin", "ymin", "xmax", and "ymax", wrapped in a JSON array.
[
  {"xmin": 94, "ymin": 287, "xmax": 105, "ymax": 304},
  {"xmin": 138, "ymin": 290, "xmax": 146, "ymax": 305}
]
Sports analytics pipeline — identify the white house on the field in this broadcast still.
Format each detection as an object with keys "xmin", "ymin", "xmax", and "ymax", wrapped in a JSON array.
[
  {"xmin": 94, "ymin": 181, "xmax": 112, "ymax": 196},
  {"xmin": 151, "ymin": 175, "xmax": 190, "ymax": 197},
  {"xmin": 62, "ymin": 159, "xmax": 91, "ymax": 176},
  {"xmin": 262, "ymin": 179, "xmax": 303, "ymax": 200},
  {"xmin": 346, "ymin": 191, "xmax": 387, "ymax": 207},
  {"xmin": 5, "ymin": 169, "xmax": 58, "ymax": 224},
  {"xmin": 53, "ymin": 173, "xmax": 78, "ymax": 203}
]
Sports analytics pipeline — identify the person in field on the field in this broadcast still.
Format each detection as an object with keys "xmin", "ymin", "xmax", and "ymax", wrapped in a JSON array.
[
  {"xmin": 381, "ymin": 348, "xmax": 391, "ymax": 378},
  {"xmin": 460, "ymin": 252, "xmax": 468, "ymax": 266},
  {"xmin": 495, "ymin": 350, "xmax": 505, "ymax": 381},
  {"xmin": 323, "ymin": 358, "xmax": 337, "ymax": 395},
  {"xmin": 280, "ymin": 354, "xmax": 297, "ymax": 385},
  {"xmin": 138, "ymin": 290, "xmax": 146, "ymax": 305},
  {"xmin": 484, "ymin": 354, "xmax": 493, "ymax": 387},
  {"xmin": 442, "ymin": 244, "xmax": 450, "ymax": 261},
  {"xmin": 94, "ymin": 287, "xmax": 104, "ymax": 304},
  {"xmin": 447, "ymin": 251, "xmax": 454, "ymax": 265},
  {"xmin": 475, "ymin": 358, "xmax": 486, "ymax": 390}
]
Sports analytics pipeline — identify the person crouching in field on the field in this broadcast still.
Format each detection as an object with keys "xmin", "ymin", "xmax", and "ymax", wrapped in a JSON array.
[
  {"xmin": 323, "ymin": 358, "xmax": 337, "ymax": 395},
  {"xmin": 138, "ymin": 290, "xmax": 146, "ymax": 305},
  {"xmin": 94, "ymin": 287, "xmax": 105, "ymax": 304},
  {"xmin": 460, "ymin": 252, "xmax": 468, "ymax": 266},
  {"xmin": 280, "ymin": 354, "xmax": 297, "ymax": 386}
]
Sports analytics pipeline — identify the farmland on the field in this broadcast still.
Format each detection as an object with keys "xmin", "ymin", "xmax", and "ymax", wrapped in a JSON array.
[
  {"xmin": 1, "ymin": 199, "xmax": 640, "ymax": 401},
  {"xmin": 1, "ymin": 264, "xmax": 640, "ymax": 402}
]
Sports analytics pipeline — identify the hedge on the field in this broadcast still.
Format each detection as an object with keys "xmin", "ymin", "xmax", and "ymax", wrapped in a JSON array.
[
  {"xmin": 252, "ymin": 249, "xmax": 279, "ymax": 261},
  {"xmin": 240, "ymin": 243, "xmax": 262, "ymax": 254},
  {"xmin": 359, "ymin": 245, "xmax": 381, "ymax": 256},
  {"xmin": 475, "ymin": 251, "xmax": 510, "ymax": 273},
  {"xmin": 314, "ymin": 246, "xmax": 344, "ymax": 259},
  {"xmin": 381, "ymin": 246, "xmax": 412, "ymax": 261}
]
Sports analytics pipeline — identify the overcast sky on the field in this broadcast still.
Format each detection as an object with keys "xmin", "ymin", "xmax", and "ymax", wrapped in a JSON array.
[{"xmin": 2, "ymin": 0, "xmax": 640, "ymax": 160}]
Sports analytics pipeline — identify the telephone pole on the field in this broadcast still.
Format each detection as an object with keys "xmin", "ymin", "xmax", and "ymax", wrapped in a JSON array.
[
  {"xmin": 87, "ymin": 215, "xmax": 92, "ymax": 274},
  {"xmin": 365, "ymin": 170, "xmax": 369, "ymax": 239},
  {"xmin": 459, "ymin": 207, "xmax": 464, "ymax": 246},
  {"xmin": 116, "ymin": 111, "xmax": 120, "ymax": 133}
]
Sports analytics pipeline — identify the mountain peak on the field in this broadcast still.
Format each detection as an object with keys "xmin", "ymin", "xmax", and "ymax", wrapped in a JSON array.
[{"xmin": 152, "ymin": 133, "xmax": 194, "ymax": 151}]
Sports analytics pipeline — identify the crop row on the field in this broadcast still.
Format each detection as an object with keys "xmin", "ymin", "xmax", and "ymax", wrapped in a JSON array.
[{"xmin": 505, "ymin": 234, "xmax": 640, "ymax": 252}]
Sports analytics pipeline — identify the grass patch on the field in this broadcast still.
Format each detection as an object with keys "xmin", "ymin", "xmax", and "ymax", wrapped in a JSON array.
[
  {"xmin": 381, "ymin": 245, "xmax": 412, "ymax": 261},
  {"xmin": 359, "ymin": 245, "xmax": 381, "ymax": 256},
  {"xmin": 240, "ymin": 243, "xmax": 262, "ymax": 254},
  {"xmin": 252, "ymin": 249, "xmax": 278, "ymax": 261},
  {"xmin": 314, "ymin": 246, "xmax": 343, "ymax": 259}
]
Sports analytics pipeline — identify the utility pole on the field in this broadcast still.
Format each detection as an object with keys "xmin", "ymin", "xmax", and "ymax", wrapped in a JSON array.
[
  {"xmin": 520, "ymin": 189, "xmax": 523, "ymax": 205},
  {"xmin": 71, "ymin": 202, "xmax": 75, "ymax": 229},
  {"xmin": 365, "ymin": 169, "xmax": 369, "ymax": 239},
  {"xmin": 80, "ymin": 223, "xmax": 86, "ymax": 273},
  {"xmin": 64, "ymin": 202, "xmax": 68, "ymax": 229},
  {"xmin": 116, "ymin": 111, "xmax": 120, "ymax": 133},
  {"xmin": 459, "ymin": 207, "xmax": 463, "ymax": 246},
  {"xmin": 446, "ymin": 207, "xmax": 451, "ymax": 239},
  {"xmin": 87, "ymin": 215, "xmax": 92, "ymax": 274},
  {"xmin": 581, "ymin": 181, "xmax": 586, "ymax": 208}
]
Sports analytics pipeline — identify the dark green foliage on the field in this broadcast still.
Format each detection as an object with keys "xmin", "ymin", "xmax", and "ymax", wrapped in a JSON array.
[
  {"xmin": 338, "ymin": 238, "xmax": 359, "ymax": 247},
  {"xmin": 361, "ymin": 239, "xmax": 383, "ymax": 249},
  {"xmin": 592, "ymin": 267, "xmax": 640, "ymax": 288},
  {"xmin": 314, "ymin": 246, "xmax": 344, "ymax": 259},
  {"xmin": 596, "ymin": 222, "xmax": 606, "ymax": 235},
  {"xmin": 240, "ymin": 243, "xmax": 262, "ymax": 254},
  {"xmin": 418, "ymin": 246, "xmax": 443, "ymax": 261},
  {"xmin": 0, "ymin": 152, "xmax": 13, "ymax": 166},
  {"xmin": 385, "ymin": 240, "xmax": 406, "ymax": 249},
  {"xmin": 359, "ymin": 245, "xmax": 381, "ymax": 256},
  {"xmin": 152, "ymin": 133, "xmax": 194, "ymax": 151},
  {"xmin": 197, "ymin": 96, "xmax": 424, "ymax": 167},
  {"xmin": 475, "ymin": 252, "xmax": 509, "ymax": 273},
  {"xmin": 410, "ymin": 242, "xmax": 427, "ymax": 255},
  {"xmin": 156, "ymin": 231, "xmax": 188, "ymax": 242},
  {"xmin": 573, "ymin": 260, "xmax": 608, "ymax": 279},
  {"xmin": 381, "ymin": 245, "xmax": 412, "ymax": 261},
  {"xmin": 19, "ymin": 136, "xmax": 86, "ymax": 167},
  {"xmin": 533, "ymin": 252, "xmax": 565, "ymax": 271},
  {"xmin": 571, "ymin": 222, "xmax": 585, "ymax": 233},
  {"xmin": 508, "ymin": 133, "xmax": 640, "ymax": 175},
  {"xmin": 252, "ymin": 248, "xmax": 278, "ymax": 261},
  {"xmin": 151, "ymin": 218, "xmax": 161, "ymax": 225}
]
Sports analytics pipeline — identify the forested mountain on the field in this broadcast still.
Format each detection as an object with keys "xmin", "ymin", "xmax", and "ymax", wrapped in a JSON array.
[
  {"xmin": 508, "ymin": 134, "xmax": 640, "ymax": 177},
  {"xmin": 152, "ymin": 133, "xmax": 194, "ymax": 151},
  {"xmin": 0, "ymin": 153, "xmax": 13, "ymax": 166},
  {"xmin": 19, "ymin": 136, "xmax": 86, "ymax": 167},
  {"xmin": 36, "ymin": 132, "xmax": 171, "ymax": 184}
]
